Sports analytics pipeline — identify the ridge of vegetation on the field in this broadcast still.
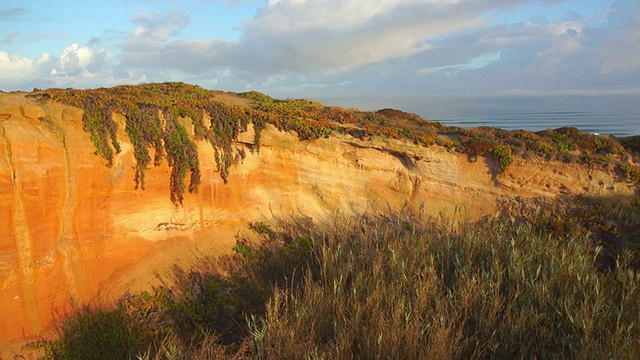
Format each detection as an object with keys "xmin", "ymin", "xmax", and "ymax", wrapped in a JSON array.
[
  {"xmin": 28, "ymin": 194, "xmax": 640, "ymax": 359},
  {"xmin": 29, "ymin": 82, "xmax": 640, "ymax": 204},
  {"xmin": 31, "ymin": 83, "xmax": 246, "ymax": 204}
]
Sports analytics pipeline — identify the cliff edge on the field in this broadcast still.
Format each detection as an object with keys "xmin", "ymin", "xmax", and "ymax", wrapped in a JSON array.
[{"xmin": 0, "ymin": 86, "xmax": 637, "ymax": 352}]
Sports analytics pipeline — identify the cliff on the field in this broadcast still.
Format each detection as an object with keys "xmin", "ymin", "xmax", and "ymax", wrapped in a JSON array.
[{"xmin": 0, "ymin": 87, "xmax": 637, "ymax": 353}]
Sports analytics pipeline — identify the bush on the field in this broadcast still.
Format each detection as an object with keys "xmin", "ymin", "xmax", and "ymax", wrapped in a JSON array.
[
  {"xmin": 596, "ymin": 136, "xmax": 625, "ymax": 155},
  {"xmin": 491, "ymin": 144, "xmax": 514, "ymax": 173},
  {"xmin": 537, "ymin": 142, "xmax": 555, "ymax": 157},
  {"xmin": 34, "ymin": 197, "xmax": 640, "ymax": 359},
  {"xmin": 619, "ymin": 163, "xmax": 640, "ymax": 185},
  {"xmin": 164, "ymin": 271, "xmax": 266, "ymax": 344},
  {"xmin": 461, "ymin": 136, "xmax": 496, "ymax": 159},
  {"xmin": 33, "ymin": 308, "xmax": 149, "ymax": 360}
]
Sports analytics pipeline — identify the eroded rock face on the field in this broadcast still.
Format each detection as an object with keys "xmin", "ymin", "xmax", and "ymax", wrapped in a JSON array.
[{"xmin": 0, "ymin": 93, "xmax": 634, "ymax": 350}]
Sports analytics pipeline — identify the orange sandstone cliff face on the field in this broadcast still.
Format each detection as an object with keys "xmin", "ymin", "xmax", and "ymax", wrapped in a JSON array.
[{"xmin": 0, "ymin": 93, "xmax": 635, "ymax": 349}]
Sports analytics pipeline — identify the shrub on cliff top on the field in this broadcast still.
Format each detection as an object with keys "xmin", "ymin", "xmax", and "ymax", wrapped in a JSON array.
[
  {"xmin": 29, "ymin": 84, "xmax": 639, "ymax": 204},
  {"xmin": 492, "ymin": 144, "xmax": 514, "ymax": 173},
  {"xmin": 33, "ymin": 84, "xmax": 259, "ymax": 203}
]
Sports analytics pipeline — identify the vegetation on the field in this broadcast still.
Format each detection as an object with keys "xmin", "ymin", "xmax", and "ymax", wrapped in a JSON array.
[
  {"xmin": 491, "ymin": 145, "xmax": 513, "ymax": 173},
  {"xmin": 32, "ymin": 83, "xmax": 214, "ymax": 204},
  {"xmin": 163, "ymin": 109, "xmax": 200, "ymax": 204},
  {"xmin": 21, "ymin": 83, "xmax": 640, "ymax": 358},
  {"xmin": 26, "ymin": 308, "xmax": 149, "ymax": 360},
  {"xmin": 619, "ymin": 163, "xmax": 640, "ymax": 185},
  {"xmin": 30, "ymin": 193, "xmax": 640, "ymax": 359},
  {"xmin": 30, "ymin": 83, "xmax": 640, "ymax": 202}
]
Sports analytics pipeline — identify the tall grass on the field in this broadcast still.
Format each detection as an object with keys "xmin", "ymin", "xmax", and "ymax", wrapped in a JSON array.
[
  {"xmin": 32, "ymin": 196, "xmax": 640, "ymax": 359},
  {"xmin": 245, "ymin": 212, "xmax": 640, "ymax": 359}
]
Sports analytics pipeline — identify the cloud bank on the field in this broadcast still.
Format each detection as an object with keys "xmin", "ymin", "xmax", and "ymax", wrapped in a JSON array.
[{"xmin": 1, "ymin": 0, "xmax": 639, "ymax": 99}]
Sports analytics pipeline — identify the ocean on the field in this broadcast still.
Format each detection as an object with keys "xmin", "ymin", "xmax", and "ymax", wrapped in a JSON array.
[
  {"xmin": 327, "ymin": 94, "xmax": 640, "ymax": 137},
  {"xmin": 411, "ymin": 95, "xmax": 640, "ymax": 137}
]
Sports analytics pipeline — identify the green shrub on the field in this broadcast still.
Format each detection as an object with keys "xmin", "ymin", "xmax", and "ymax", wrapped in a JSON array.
[
  {"xmin": 164, "ymin": 271, "xmax": 266, "ymax": 344},
  {"xmin": 619, "ymin": 163, "xmax": 640, "ymax": 185},
  {"xmin": 491, "ymin": 144, "xmax": 514, "ymax": 173},
  {"xmin": 33, "ymin": 308, "xmax": 149, "ymax": 360},
  {"xmin": 595, "ymin": 136, "xmax": 625, "ymax": 155},
  {"xmin": 537, "ymin": 142, "xmax": 555, "ymax": 157}
]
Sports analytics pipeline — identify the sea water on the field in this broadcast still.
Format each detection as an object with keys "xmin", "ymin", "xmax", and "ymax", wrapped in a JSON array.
[
  {"xmin": 401, "ymin": 95, "xmax": 640, "ymax": 137},
  {"xmin": 326, "ymin": 94, "xmax": 640, "ymax": 137}
]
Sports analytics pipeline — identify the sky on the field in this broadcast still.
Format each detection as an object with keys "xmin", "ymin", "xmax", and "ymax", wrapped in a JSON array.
[{"xmin": 1, "ymin": 0, "xmax": 639, "ymax": 104}]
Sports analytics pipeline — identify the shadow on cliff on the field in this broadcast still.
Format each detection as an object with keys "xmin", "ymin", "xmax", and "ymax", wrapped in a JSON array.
[
  {"xmin": 465, "ymin": 153, "xmax": 501, "ymax": 187},
  {"xmin": 345, "ymin": 141, "xmax": 417, "ymax": 171},
  {"xmin": 483, "ymin": 154, "xmax": 501, "ymax": 186}
]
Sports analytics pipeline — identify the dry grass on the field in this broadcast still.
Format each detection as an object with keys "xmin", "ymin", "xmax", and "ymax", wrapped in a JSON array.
[
  {"xmin": 242, "ymin": 211, "xmax": 640, "ymax": 359},
  {"xmin": 33, "ymin": 196, "xmax": 640, "ymax": 359}
]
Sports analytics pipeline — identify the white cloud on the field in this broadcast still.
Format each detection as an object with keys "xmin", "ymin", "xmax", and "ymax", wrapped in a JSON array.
[
  {"xmin": 0, "ymin": 42, "xmax": 114, "ymax": 90},
  {"xmin": 1, "ymin": 0, "xmax": 639, "ymax": 97},
  {"xmin": 58, "ymin": 44, "xmax": 93, "ymax": 72},
  {"xmin": 0, "ymin": 52, "xmax": 36, "ymax": 80},
  {"xmin": 129, "ymin": 11, "xmax": 189, "ymax": 44},
  {"xmin": 112, "ymin": 0, "xmax": 492, "ymax": 80},
  {"xmin": 234, "ymin": 0, "xmax": 486, "ymax": 73},
  {"xmin": 597, "ymin": 2, "xmax": 640, "ymax": 74}
]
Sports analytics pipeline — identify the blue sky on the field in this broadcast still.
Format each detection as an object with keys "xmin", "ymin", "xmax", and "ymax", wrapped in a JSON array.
[{"xmin": 1, "ymin": 0, "xmax": 639, "ymax": 102}]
